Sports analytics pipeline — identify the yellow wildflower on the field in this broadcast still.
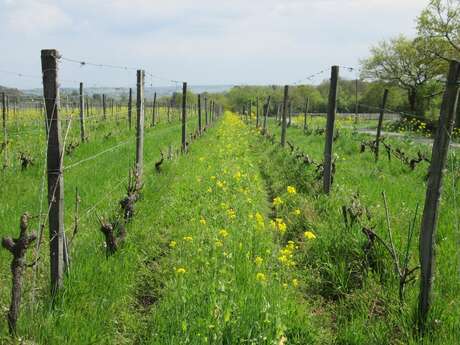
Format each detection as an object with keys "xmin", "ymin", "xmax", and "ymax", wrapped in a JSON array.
[
  {"xmin": 275, "ymin": 218, "xmax": 287, "ymax": 234},
  {"xmin": 292, "ymin": 279, "xmax": 299, "ymax": 287},
  {"xmin": 304, "ymin": 231, "xmax": 317, "ymax": 240},
  {"xmin": 273, "ymin": 196, "xmax": 283, "ymax": 207},
  {"xmin": 219, "ymin": 229, "xmax": 229, "ymax": 238},
  {"xmin": 183, "ymin": 236, "xmax": 193, "ymax": 242},
  {"xmin": 200, "ymin": 218, "xmax": 206, "ymax": 225},
  {"xmin": 227, "ymin": 209, "xmax": 236, "ymax": 219},
  {"xmin": 215, "ymin": 240, "xmax": 223, "ymax": 248},
  {"xmin": 293, "ymin": 209, "xmax": 301, "ymax": 216},
  {"xmin": 169, "ymin": 240, "xmax": 177, "ymax": 249},
  {"xmin": 176, "ymin": 267, "xmax": 186, "ymax": 274},
  {"xmin": 254, "ymin": 256, "xmax": 263, "ymax": 266},
  {"xmin": 287, "ymin": 186, "xmax": 297, "ymax": 194},
  {"xmin": 256, "ymin": 272, "xmax": 267, "ymax": 282}
]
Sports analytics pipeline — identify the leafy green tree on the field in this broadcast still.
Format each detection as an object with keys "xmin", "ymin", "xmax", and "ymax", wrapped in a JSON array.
[
  {"xmin": 359, "ymin": 83, "xmax": 407, "ymax": 112},
  {"xmin": 361, "ymin": 35, "xmax": 446, "ymax": 117},
  {"xmin": 418, "ymin": 0, "xmax": 460, "ymax": 60}
]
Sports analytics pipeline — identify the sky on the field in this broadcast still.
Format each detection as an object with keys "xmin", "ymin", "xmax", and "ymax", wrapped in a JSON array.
[{"xmin": 0, "ymin": 0, "xmax": 428, "ymax": 89}]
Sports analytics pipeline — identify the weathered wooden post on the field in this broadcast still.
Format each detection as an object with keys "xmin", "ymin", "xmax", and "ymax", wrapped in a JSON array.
[
  {"xmin": 85, "ymin": 96, "xmax": 89, "ymax": 130},
  {"xmin": 280, "ymin": 86, "xmax": 289, "ymax": 147},
  {"xmin": 263, "ymin": 96, "xmax": 271, "ymax": 134},
  {"xmin": 211, "ymin": 100, "xmax": 215, "ymax": 125},
  {"xmin": 198, "ymin": 94, "xmax": 202, "ymax": 134},
  {"xmin": 323, "ymin": 65, "xmax": 339, "ymax": 194},
  {"xmin": 152, "ymin": 92, "xmax": 157, "ymax": 127},
  {"xmin": 375, "ymin": 89, "xmax": 389, "ymax": 162},
  {"xmin": 418, "ymin": 60, "xmax": 460, "ymax": 333},
  {"xmin": 136, "ymin": 70, "xmax": 145, "ymax": 189},
  {"xmin": 128, "ymin": 88, "xmax": 132, "ymax": 130},
  {"xmin": 303, "ymin": 98, "xmax": 310, "ymax": 132},
  {"xmin": 248, "ymin": 101, "xmax": 252, "ymax": 124},
  {"xmin": 181, "ymin": 82, "xmax": 187, "ymax": 152},
  {"xmin": 167, "ymin": 100, "xmax": 171, "ymax": 123},
  {"xmin": 205, "ymin": 97, "xmax": 209, "ymax": 127},
  {"xmin": 79, "ymin": 82, "xmax": 86, "ymax": 142},
  {"xmin": 102, "ymin": 94, "xmax": 107, "ymax": 121},
  {"xmin": 41, "ymin": 49, "xmax": 65, "ymax": 295}
]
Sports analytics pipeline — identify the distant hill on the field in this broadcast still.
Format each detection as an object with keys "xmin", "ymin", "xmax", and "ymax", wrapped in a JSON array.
[
  {"xmin": 0, "ymin": 85, "xmax": 24, "ymax": 98},
  {"xmin": 22, "ymin": 85, "xmax": 233, "ymax": 99}
]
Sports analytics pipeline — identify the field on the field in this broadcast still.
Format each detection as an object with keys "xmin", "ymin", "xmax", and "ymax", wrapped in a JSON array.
[{"xmin": 1, "ymin": 97, "xmax": 459, "ymax": 344}]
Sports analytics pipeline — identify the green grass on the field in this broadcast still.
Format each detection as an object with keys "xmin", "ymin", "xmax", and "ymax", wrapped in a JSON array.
[
  {"xmin": 1, "ymin": 109, "xmax": 459, "ymax": 344},
  {"xmin": 257, "ymin": 116, "xmax": 460, "ymax": 344},
  {"xmin": 0, "ymin": 106, "xmax": 203, "ymax": 342}
]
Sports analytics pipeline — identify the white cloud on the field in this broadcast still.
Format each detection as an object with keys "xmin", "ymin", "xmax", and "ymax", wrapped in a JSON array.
[{"xmin": 2, "ymin": 0, "xmax": 72, "ymax": 34}]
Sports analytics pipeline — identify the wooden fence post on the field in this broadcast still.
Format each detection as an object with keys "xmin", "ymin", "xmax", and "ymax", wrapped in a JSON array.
[
  {"xmin": 198, "ymin": 94, "xmax": 202, "ymax": 134},
  {"xmin": 263, "ymin": 96, "xmax": 271, "ymax": 134},
  {"xmin": 304, "ymin": 98, "xmax": 310, "ymax": 132},
  {"xmin": 418, "ymin": 60, "xmax": 460, "ymax": 333},
  {"xmin": 181, "ymin": 82, "xmax": 187, "ymax": 152},
  {"xmin": 280, "ymin": 86, "xmax": 289, "ymax": 147},
  {"xmin": 128, "ymin": 88, "xmax": 132, "ymax": 130},
  {"xmin": 205, "ymin": 97, "xmax": 208, "ymax": 127},
  {"xmin": 102, "ymin": 94, "xmax": 107, "ymax": 121},
  {"xmin": 85, "ymin": 97, "xmax": 89, "ymax": 130},
  {"xmin": 136, "ymin": 70, "xmax": 145, "ymax": 189},
  {"xmin": 248, "ymin": 101, "xmax": 252, "ymax": 124},
  {"xmin": 41, "ymin": 49, "xmax": 65, "ymax": 295},
  {"xmin": 79, "ymin": 82, "xmax": 86, "ymax": 143},
  {"xmin": 212, "ymin": 100, "xmax": 215, "ymax": 125},
  {"xmin": 167, "ymin": 100, "xmax": 171, "ymax": 123},
  {"xmin": 152, "ymin": 92, "xmax": 157, "ymax": 127},
  {"xmin": 323, "ymin": 65, "xmax": 339, "ymax": 194},
  {"xmin": 375, "ymin": 89, "xmax": 389, "ymax": 161}
]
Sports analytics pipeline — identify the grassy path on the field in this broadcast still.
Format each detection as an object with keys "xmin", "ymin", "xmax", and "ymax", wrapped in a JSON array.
[{"xmin": 130, "ymin": 113, "xmax": 318, "ymax": 344}]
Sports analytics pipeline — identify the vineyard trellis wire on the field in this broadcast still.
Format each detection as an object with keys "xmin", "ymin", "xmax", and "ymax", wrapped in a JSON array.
[{"xmin": 0, "ymin": 48, "xmax": 224, "ymax": 336}]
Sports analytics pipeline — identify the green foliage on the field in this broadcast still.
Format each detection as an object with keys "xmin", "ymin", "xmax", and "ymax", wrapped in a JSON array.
[
  {"xmin": 417, "ymin": 0, "xmax": 460, "ymax": 60},
  {"xmin": 361, "ymin": 35, "xmax": 446, "ymax": 117}
]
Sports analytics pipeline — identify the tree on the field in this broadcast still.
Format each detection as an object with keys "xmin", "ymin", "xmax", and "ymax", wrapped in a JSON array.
[
  {"xmin": 418, "ymin": 0, "xmax": 460, "ymax": 124},
  {"xmin": 360, "ymin": 83, "xmax": 406, "ymax": 112},
  {"xmin": 290, "ymin": 85, "xmax": 324, "ymax": 113},
  {"xmin": 417, "ymin": 0, "xmax": 460, "ymax": 60},
  {"xmin": 361, "ymin": 35, "xmax": 446, "ymax": 117}
]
